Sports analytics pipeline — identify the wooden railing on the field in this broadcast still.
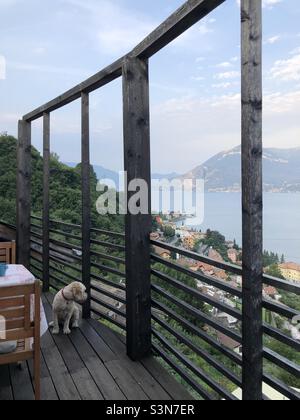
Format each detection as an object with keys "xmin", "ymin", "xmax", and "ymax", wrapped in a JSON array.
[
  {"xmin": 1, "ymin": 218, "xmax": 299, "ymax": 400},
  {"xmin": 150, "ymin": 239, "xmax": 300, "ymax": 400}
]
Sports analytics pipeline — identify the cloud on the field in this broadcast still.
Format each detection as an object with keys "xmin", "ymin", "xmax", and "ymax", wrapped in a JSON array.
[
  {"xmin": 212, "ymin": 82, "xmax": 238, "ymax": 89},
  {"xmin": 63, "ymin": 0, "xmax": 157, "ymax": 56},
  {"xmin": 151, "ymin": 88, "xmax": 300, "ymax": 172},
  {"xmin": 214, "ymin": 71, "xmax": 240, "ymax": 80},
  {"xmin": 236, "ymin": 0, "xmax": 282, "ymax": 9},
  {"xmin": 262, "ymin": 0, "xmax": 282, "ymax": 8},
  {"xmin": 216, "ymin": 62, "xmax": 233, "ymax": 68},
  {"xmin": 270, "ymin": 53, "xmax": 300, "ymax": 81},
  {"xmin": 8, "ymin": 61, "xmax": 91, "ymax": 77},
  {"xmin": 265, "ymin": 35, "xmax": 281, "ymax": 45}
]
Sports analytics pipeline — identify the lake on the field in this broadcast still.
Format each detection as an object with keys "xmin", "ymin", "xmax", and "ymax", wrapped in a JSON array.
[{"xmin": 179, "ymin": 193, "xmax": 300, "ymax": 264}]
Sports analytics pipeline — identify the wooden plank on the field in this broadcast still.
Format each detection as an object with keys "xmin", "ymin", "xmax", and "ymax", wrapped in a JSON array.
[
  {"xmin": 43, "ymin": 112, "xmax": 50, "ymax": 292},
  {"xmin": 241, "ymin": 0, "xmax": 263, "ymax": 401},
  {"xmin": 9, "ymin": 363, "xmax": 35, "ymax": 401},
  {"xmin": 132, "ymin": 0, "xmax": 225, "ymax": 58},
  {"xmin": 122, "ymin": 56, "xmax": 152, "ymax": 361},
  {"xmin": 42, "ymin": 295, "xmax": 102, "ymax": 400},
  {"xmin": 88, "ymin": 319, "xmax": 171, "ymax": 400},
  {"xmin": 141, "ymin": 356, "xmax": 193, "ymax": 401},
  {"xmin": 78, "ymin": 320, "xmax": 118, "ymax": 363},
  {"xmin": 23, "ymin": 58, "xmax": 123, "ymax": 122},
  {"xmin": 44, "ymin": 293, "xmax": 125, "ymax": 400},
  {"xmin": 69, "ymin": 329, "xmax": 125, "ymax": 400},
  {"xmin": 28, "ymin": 354, "xmax": 59, "ymax": 401},
  {"xmin": 40, "ymin": 329, "xmax": 81, "ymax": 400},
  {"xmin": 0, "ymin": 365, "xmax": 13, "ymax": 400},
  {"xmin": 81, "ymin": 92, "xmax": 91, "ymax": 319},
  {"xmin": 105, "ymin": 359, "xmax": 149, "ymax": 400},
  {"xmin": 17, "ymin": 119, "xmax": 31, "ymax": 268}
]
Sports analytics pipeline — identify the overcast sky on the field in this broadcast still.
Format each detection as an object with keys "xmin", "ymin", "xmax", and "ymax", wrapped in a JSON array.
[{"xmin": 1, "ymin": 0, "xmax": 300, "ymax": 173}]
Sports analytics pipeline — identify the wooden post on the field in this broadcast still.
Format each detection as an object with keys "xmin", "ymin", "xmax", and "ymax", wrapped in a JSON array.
[
  {"xmin": 241, "ymin": 0, "xmax": 263, "ymax": 400},
  {"xmin": 122, "ymin": 56, "xmax": 152, "ymax": 361},
  {"xmin": 17, "ymin": 120, "xmax": 31, "ymax": 268},
  {"xmin": 43, "ymin": 113, "xmax": 50, "ymax": 292},
  {"xmin": 81, "ymin": 92, "xmax": 91, "ymax": 319}
]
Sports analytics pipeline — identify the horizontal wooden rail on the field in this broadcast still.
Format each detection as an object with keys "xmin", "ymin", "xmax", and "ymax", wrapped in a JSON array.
[
  {"xmin": 91, "ymin": 250, "xmax": 125, "ymax": 265},
  {"xmin": 91, "ymin": 296, "xmax": 126, "ymax": 318},
  {"xmin": 152, "ymin": 329, "xmax": 236, "ymax": 400},
  {"xmin": 151, "ymin": 253, "xmax": 242, "ymax": 298},
  {"xmin": 263, "ymin": 374, "xmax": 300, "ymax": 401},
  {"xmin": 90, "ymin": 273, "xmax": 126, "ymax": 292},
  {"xmin": 263, "ymin": 348, "xmax": 300, "ymax": 378},
  {"xmin": 49, "ymin": 255, "xmax": 82, "ymax": 274},
  {"xmin": 152, "ymin": 298, "xmax": 242, "ymax": 366},
  {"xmin": 91, "ymin": 284, "xmax": 126, "ymax": 305},
  {"xmin": 151, "ymin": 239, "xmax": 242, "ymax": 275},
  {"xmin": 152, "ymin": 313, "xmax": 242, "ymax": 387},
  {"xmin": 152, "ymin": 283, "xmax": 242, "ymax": 343},
  {"xmin": 91, "ymin": 307, "xmax": 126, "ymax": 331},
  {"xmin": 90, "ymin": 261, "xmax": 125, "ymax": 278},
  {"xmin": 152, "ymin": 268, "xmax": 242, "ymax": 320},
  {"xmin": 152, "ymin": 341, "xmax": 213, "ymax": 400},
  {"xmin": 263, "ymin": 324, "xmax": 300, "ymax": 352}
]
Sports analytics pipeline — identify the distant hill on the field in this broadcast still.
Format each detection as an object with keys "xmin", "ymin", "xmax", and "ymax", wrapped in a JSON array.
[
  {"xmin": 65, "ymin": 162, "xmax": 180, "ymax": 187},
  {"xmin": 182, "ymin": 146, "xmax": 300, "ymax": 193}
]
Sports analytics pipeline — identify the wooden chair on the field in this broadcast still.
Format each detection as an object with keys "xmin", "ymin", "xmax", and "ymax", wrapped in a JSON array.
[
  {"xmin": 0, "ymin": 281, "xmax": 41, "ymax": 400},
  {"xmin": 0, "ymin": 241, "xmax": 16, "ymax": 264}
]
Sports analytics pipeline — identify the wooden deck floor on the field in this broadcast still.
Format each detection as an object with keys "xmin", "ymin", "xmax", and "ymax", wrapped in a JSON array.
[{"xmin": 0, "ymin": 293, "xmax": 192, "ymax": 400}]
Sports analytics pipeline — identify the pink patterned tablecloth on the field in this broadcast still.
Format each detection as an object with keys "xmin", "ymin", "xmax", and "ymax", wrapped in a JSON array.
[{"xmin": 0, "ymin": 265, "xmax": 48, "ymax": 337}]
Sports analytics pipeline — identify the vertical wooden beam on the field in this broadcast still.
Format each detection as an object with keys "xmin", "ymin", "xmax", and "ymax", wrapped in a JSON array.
[
  {"xmin": 241, "ymin": 0, "xmax": 263, "ymax": 400},
  {"xmin": 81, "ymin": 92, "xmax": 91, "ymax": 319},
  {"xmin": 43, "ymin": 113, "xmax": 50, "ymax": 292},
  {"xmin": 123, "ymin": 56, "xmax": 152, "ymax": 361},
  {"xmin": 17, "ymin": 120, "xmax": 31, "ymax": 268}
]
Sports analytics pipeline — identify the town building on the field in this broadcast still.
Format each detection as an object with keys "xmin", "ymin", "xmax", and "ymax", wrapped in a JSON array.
[
  {"xmin": 227, "ymin": 248, "xmax": 239, "ymax": 264},
  {"xmin": 279, "ymin": 262, "xmax": 300, "ymax": 282}
]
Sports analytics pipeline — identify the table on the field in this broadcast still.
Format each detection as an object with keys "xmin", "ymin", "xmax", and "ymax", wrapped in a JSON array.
[{"xmin": 0, "ymin": 264, "xmax": 48, "ymax": 354}]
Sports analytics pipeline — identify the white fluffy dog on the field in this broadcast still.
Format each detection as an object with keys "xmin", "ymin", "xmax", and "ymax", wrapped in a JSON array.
[{"xmin": 49, "ymin": 282, "xmax": 88, "ymax": 335}]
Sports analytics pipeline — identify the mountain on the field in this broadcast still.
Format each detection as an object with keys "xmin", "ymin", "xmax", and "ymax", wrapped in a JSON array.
[
  {"xmin": 65, "ymin": 162, "xmax": 120, "ymax": 186},
  {"xmin": 65, "ymin": 162, "xmax": 180, "ymax": 186},
  {"xmin": 183, "ymin": 146, "xmax": 300, "ymax": 192}
]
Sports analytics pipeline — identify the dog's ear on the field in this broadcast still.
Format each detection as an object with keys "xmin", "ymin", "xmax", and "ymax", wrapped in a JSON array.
[{"xmin": 72, "ymin": 282, "xmax": 83, "ymax": 299}]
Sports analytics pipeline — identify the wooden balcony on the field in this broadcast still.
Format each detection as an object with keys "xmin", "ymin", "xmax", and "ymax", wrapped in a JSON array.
[{"xmin": 0, "ymin": 292, "xmax": 191, "ymax": 401}]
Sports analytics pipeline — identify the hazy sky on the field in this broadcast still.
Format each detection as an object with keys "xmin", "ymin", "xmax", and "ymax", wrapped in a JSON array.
[{"xmin": 1, "ymin": 0, "xmax": 300, "ymax": 173}]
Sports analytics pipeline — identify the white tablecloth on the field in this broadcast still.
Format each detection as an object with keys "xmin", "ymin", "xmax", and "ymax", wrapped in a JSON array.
[{"xmin": 0, "ymin": 265, "xmax": 48, "ymax": 346}]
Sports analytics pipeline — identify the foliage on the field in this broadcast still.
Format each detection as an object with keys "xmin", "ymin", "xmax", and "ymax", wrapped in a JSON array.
[
  {"xmin": 265, "ymin": 264, "xmax": 284, "ymax": 279},
  {"xmin": 203, "ymin": 229, "xmax": 228, "ymax": 260},
  {"xmin": 263, "ymin": 250, "xmax": 281, "ymax": 268},
  {"xmin": 0, "ymin": 134, "xmax": 124, "ymax": 233}
]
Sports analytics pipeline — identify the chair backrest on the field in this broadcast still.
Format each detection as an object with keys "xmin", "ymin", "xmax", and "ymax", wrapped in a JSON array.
[
  {"xmin": 0, "ymin": 241, "xmax": 16, "ymax": 264},
  {"xmin": 0, "ymin": 282, "xmax": 40, "ymax": 345}
]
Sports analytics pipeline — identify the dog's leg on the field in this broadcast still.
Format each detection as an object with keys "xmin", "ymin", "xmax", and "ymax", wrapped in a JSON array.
[
  {"xmin": 72, "ymin": 306, "xmax": 80, "ymax": 329},
  {"xmin": 63, "ymin": 311, "xmax": 73, "ymax": 335},
  {"xmin": 52, "ymin": 312, "xmax": 60, "ymax": 335}
]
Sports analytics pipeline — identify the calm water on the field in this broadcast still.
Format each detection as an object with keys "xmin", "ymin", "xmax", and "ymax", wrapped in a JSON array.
[{"xmin": 181, "ymin": 193, "xmax": 300, "ymax": 264}]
